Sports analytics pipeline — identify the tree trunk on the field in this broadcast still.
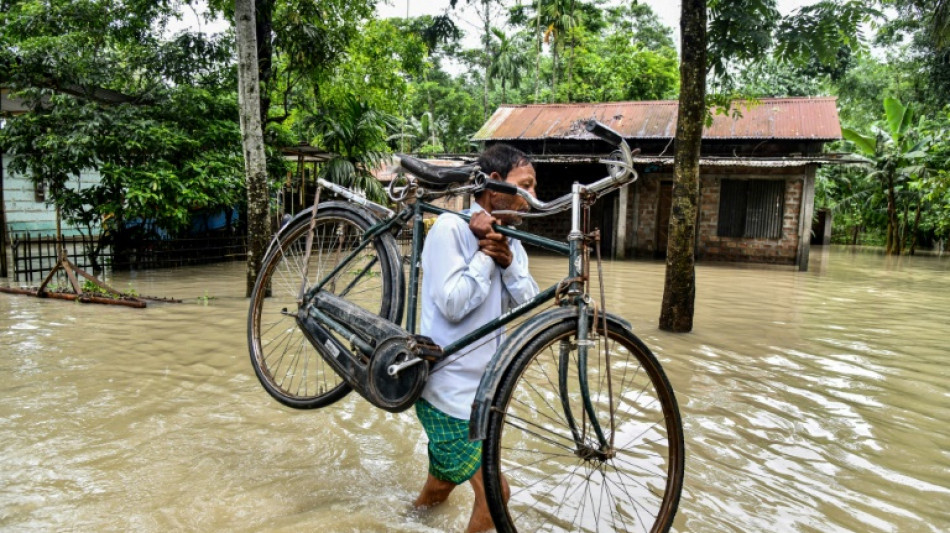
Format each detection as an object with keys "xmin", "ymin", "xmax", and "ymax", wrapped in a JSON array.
[
  {"xmin": 885, "ymin": 172, "xmax": 899, "ymax": 255},
  {"xmin": 236, "ymin": 0, "xmax": 270, "ymax": 297},
  {"xmin": 534, "ymin": 0, "xmax": 543, "ymax": 102},
  {"xmin": 254, "ymin": 0, "xmax": 274, "ymax": 125},
  {"xmin": 900, "ymin": 200, "xmax": 910, "ymax": 253},
  {"xmin": 567, "ymin": 38, "xmax": 574, "ymax": 102},
  {"xmin": 481, "ymin": 0, "xmax": 492, "ymax": 120},
  {"xmin": 659, "ymin": 0, "xmax": 706, "ymax": 333},
  {"xmin": 909, "ymin": 200, "xmax": 922, "ymax": 255}
]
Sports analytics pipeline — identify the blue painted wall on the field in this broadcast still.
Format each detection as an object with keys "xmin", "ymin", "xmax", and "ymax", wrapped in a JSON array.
[{"xmin": 2, "ymin": 155, "xmax": 102, "ymax": 238}]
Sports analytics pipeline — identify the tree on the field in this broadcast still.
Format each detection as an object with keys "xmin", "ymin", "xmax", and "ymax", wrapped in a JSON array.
[
  {"xmin": 235, "ymin": 0, "xmax": 269, "ymax": 296},
  {"xmin": 658, "ymin": 0, "xmax": 875, "ymax": 332},
  {"xmin": 842, "ymin": 98, "xmax": 933, "ymax": 254},
  {"xmin": 877, "ymin": 0, "xmax": 950, "ymax": 113},
  {"xmin": 561, "ymin": 23, "xmax": 679, "ymax": 102},
  {"xmin": 659, "ymin": 0, "xmax": 706, "ymax": 333},
  {"xmin": 0, "ymin": 0, "xmax": 243, "ymax": 273},
  {"xmin": 210, "ymin": 0, "xmax": 376, "ymax": 292},
  {"xmin": 488, "ymin": 28, "xmax": 529, "ymax": 103},
  {"xmin": 302, "ymin": 96, "xmax": 397, "ymax": 203}
]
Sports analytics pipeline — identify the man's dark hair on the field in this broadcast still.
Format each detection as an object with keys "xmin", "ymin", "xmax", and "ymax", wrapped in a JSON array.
[{"xmin": 477, "ymin": 143, "xmax": 532, "ymax": 180}]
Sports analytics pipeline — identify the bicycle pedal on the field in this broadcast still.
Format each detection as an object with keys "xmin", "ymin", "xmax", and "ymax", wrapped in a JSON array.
[{"xmin": 412, "ymin": 334, "xmax": 444, "ymax": 362}]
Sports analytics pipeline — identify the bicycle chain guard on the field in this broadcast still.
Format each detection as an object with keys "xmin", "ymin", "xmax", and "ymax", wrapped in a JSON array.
[
  {"xmin": 299, "ymin": 289, "xmax": 432, "ymax": 413},
  {"xmin": 367, "ymin": 338, "xmax": 428, "ymax": 412}
]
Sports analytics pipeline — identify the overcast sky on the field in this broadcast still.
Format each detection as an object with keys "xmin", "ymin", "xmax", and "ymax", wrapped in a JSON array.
[
  {"xmin": 173, "ymin": 0, "xmax": 829, "ymax": 60},
  {"xmin": 375, "ymin": 0, "xmax": 822, "ymax": 47}
]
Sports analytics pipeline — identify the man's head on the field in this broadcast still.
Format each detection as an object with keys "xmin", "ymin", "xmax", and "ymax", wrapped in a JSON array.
[{"xmin": 476, "ymin": 144, "xmax": 537, "ymax": 225}]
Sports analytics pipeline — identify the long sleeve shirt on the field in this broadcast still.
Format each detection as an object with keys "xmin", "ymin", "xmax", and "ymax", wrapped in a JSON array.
[{"xmin": 419, "ymin": 204, "xmax": 539, "ymax": 420}]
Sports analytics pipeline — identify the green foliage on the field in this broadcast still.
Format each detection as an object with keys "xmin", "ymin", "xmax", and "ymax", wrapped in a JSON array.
[
  {"xmin": 563, "ymin": 25, "xmax": 679, "ymax": 103},
  {"xmin": 707, "ymin": 0, "xmax": 781, "ymax": 77},
  {"xmin": 300, "ymin": 95, "xmax": 396, "ymax": 203},
  {"xmin": 837, "ymin": 98, "xmax": 950, "ymax": 252},
  {"xmin": 774, "ymin": 1, "xmax": 874, "ymax": 67},
  {"xmin": 0, "ymin": 0, "xmax": 244, "ymax": 254},
  {"xmin": 81, "ymin": 279, "xmax": 107, "ymax": 295}
]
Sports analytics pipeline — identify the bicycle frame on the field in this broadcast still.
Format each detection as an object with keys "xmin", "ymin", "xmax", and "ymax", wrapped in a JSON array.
[{"xmin": 302, "ymin": 177, "xmax": 615, "ymax": 450}]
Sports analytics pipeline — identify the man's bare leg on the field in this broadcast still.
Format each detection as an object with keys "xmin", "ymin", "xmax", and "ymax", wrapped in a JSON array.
[
  {"xmin": 414, "ymin": 473, "xmax": 457, "ymax": 509},
  {"xmin": 466, "ymin": 468, "xmax": 510, "ymax": 533}
]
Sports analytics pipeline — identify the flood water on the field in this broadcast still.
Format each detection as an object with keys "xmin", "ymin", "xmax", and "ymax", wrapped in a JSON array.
[{"xmin": 1, "ymin": 246, "xmax": 948, "ymax": 532}]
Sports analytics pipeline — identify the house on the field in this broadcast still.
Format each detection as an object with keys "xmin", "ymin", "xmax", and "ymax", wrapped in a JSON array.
[{"xmin": 471, "ymin": 97, "xmax": 850, "ymax": 271}]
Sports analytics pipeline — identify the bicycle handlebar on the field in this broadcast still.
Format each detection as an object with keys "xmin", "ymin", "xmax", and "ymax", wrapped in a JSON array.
[
  {"xmin": 491, "ymin": 120, "xmax": 638, "ymax": 217},
  {"xmin": 586, "ymin": 119, "xmax": 624, "ymax": 147}
]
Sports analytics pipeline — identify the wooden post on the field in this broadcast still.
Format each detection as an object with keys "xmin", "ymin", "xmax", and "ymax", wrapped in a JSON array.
[{"xmin": 796, "ymin": 167, "xmax": 817, "ymax": 272}]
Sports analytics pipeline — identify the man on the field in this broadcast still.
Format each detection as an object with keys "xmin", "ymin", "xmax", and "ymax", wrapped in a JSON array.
[{"xmin": 413, "ymin": 144, "xmax": 539, "ymax": 532}]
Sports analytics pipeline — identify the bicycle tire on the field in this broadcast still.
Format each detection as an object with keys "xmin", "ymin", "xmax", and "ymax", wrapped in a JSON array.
[
  {"xmin": 248, "ymin": 203, "xmax": 404, "ymax": 409},
  {"xmin": 483, "ymin": 317, "xmax": 684, "ymax": 532}
]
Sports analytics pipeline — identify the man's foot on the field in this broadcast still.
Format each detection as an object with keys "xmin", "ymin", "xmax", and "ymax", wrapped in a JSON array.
[
  {"xmin": 466, "ymin": 468, "xmax": 497, "ymax": 533},
  {"xmin": 414, "ymin": 473, "xmax": 456, "ymax": 509}
]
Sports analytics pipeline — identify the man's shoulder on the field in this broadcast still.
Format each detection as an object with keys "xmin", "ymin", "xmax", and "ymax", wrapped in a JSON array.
[{"xmin": 430, "ymin": 212, "xmax": 469, "ymax": 234}]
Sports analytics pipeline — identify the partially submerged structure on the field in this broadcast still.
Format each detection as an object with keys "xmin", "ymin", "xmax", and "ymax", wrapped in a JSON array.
[{"xmin": 473, "ymin": 97, "xmax": 850, "ymax": 270}]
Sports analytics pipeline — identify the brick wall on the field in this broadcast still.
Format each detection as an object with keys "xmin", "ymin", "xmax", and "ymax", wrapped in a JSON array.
[
  {"xmin": 631, "ymin": 167, "xmax": 807, "ymax": 265},
  {"xmin": 633, "ymin": 173, "xmax": 667, "ymax": 255},
  {"xmin": 698, "ymin": 170, "xmax": 804, "ymax": 264}
]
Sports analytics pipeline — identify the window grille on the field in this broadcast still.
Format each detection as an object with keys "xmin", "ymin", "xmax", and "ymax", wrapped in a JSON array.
[{"xmin": 717, "ymin": 179, "xmax": 784, "ymax": 238}]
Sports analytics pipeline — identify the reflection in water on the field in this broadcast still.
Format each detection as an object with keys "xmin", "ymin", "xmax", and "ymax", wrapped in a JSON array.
[{"xmin": 1, "ymin": 247, "xmax": 948, "ymax": 532}]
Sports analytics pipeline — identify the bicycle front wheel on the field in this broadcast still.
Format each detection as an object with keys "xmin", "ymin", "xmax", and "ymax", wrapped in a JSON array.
[
  {"xmin": 248, "ymin": 204, "xmax": 403, "ymax": 409},
  {"xmin": 483, "ymin": 317, "xmax": 684, "ymax": 532}
]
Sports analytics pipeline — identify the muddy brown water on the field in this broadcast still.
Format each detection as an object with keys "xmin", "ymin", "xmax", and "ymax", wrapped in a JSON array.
[{"xmin": 1, "ymin": 246, "xmax": 948, "ymax": 532}]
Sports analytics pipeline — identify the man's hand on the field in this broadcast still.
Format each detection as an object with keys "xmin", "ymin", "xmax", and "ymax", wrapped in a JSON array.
[
  {"xmin": 469, "ymin": 210, "xmax": 496, "ymax": 240},
  {"xmin": 479, "ymin": 232, "xmax": 513, "ymax": 269}
]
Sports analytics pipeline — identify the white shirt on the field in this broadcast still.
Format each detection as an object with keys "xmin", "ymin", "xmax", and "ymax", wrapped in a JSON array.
[{"xmin": 419, "ymin": 204, "xmax": 539, "ymax": 420}]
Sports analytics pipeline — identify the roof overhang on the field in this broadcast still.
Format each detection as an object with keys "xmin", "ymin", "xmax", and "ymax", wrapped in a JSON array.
[
  {"xmin": 473, "ymin": 97, "xmax": 843, "ymax": 143},
  {"xmin": 281, "ymin": 144, "xmax": 334, "ymax": 163},
  {"xmin": 526, "ymin": 153, "xmax": 868, "ymax": 167}
]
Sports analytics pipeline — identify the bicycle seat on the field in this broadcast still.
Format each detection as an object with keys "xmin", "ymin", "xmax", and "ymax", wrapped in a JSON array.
[{"xmin": 397, "ymin": 154, "xmax": 478, "ymax": 189}]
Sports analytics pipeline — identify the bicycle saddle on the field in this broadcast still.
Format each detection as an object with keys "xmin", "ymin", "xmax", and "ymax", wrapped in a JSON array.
[{"xmin": 397, "ymin": 154, "xmax": 479, "ymax": 189}]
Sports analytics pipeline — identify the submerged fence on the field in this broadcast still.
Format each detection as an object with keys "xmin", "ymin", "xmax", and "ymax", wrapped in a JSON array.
[
  {"xmin": 10, "ymin": 234, "xmax": 107, "ymax": 284},
  {"xmin": 10, "ymin": 233, "xmax": 247, "ymax": 283}
]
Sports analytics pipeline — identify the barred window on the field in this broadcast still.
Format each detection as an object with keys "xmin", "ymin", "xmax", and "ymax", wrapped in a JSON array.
[{"xmin": 717, "ymin": 179, "xmax": 784, "ymax": 238}]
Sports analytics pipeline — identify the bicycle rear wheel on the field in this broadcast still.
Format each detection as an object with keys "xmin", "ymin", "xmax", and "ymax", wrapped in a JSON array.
[
  {"xmin": 248, "ymin": 203, "xmax": 403, "ymax": 409},
  {"xmin": 483, "ymin": 317, "xmax": 684, "ymax": 532}
]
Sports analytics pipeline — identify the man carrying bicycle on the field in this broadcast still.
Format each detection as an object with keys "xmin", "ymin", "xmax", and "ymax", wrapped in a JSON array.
[{"xmin": 413, "ymin": 143, "xmax": 539, "ymax": 532}]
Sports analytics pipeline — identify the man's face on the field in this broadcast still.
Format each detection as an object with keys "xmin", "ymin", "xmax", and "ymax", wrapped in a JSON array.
[{"xmin": 491, "ymin": 163, "xmax": 537, "ymax": 226}]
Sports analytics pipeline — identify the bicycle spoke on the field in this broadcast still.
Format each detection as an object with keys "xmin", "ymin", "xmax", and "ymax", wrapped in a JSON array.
[
  {"xmin": 250, "ymin": 209, "xmax": 399, "ymax": 408},
  {"xmin": 501, "ymin": 412, "xmax": 576, "ymax": 452},
  {"xmin": 484, "ymin": 321, "xmax": 682, "ymax": 533},
  {"xmin": 601, "ymin": 467, "xmax": 634, "ymax": 533},
  {"xmin": 604, "ymin": 462, "xmax": 664, "ymax": 532},
  {"xmin": 510, "ymin": 457, "xmax": 587, "ymax": 528}
]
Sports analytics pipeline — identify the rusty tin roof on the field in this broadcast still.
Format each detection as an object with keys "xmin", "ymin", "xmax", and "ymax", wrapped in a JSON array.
[{"xmin": 472, "ymin": 97, "xmax": 842, "ymax": 142}]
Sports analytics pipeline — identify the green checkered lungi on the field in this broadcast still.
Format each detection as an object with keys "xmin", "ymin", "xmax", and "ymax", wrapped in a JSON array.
[{"xmin": 415, "ymin": 398, "xmax": 482, "ymax": 484}]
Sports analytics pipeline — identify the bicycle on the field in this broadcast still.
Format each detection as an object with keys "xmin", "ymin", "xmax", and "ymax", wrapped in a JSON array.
[{"xmin": 247, "ymin": 120, "xmax": 685, "ymax": 532}]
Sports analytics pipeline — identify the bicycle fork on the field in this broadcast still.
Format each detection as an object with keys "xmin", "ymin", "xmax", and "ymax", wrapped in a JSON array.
[{"xmin": 559, "ymin": 183, "xmax": 614, "ymax": 459}]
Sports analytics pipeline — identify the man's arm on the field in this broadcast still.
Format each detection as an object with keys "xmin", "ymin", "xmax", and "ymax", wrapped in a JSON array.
[
  {"xmin": 423, "ymin": 216, "xmax": 495, "ymax": 322},
  {"xmin": 501, "ymin": 239, "xmax": 538, "ymax": 306}
]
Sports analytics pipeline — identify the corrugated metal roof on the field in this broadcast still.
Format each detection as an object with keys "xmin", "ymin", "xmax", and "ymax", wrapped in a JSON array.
[
  {"xmin": 521, "ymin": 154, "xmax": 864, "ymax": 167},
  {"xmin": 472, "ymin": 97, "xmax": 842, "ymax": 142}
]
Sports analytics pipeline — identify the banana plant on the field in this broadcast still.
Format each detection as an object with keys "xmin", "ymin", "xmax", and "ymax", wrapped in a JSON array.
[{"xmin": 842, "ymin": 97, "xmax": 931, "ymax": 254}]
